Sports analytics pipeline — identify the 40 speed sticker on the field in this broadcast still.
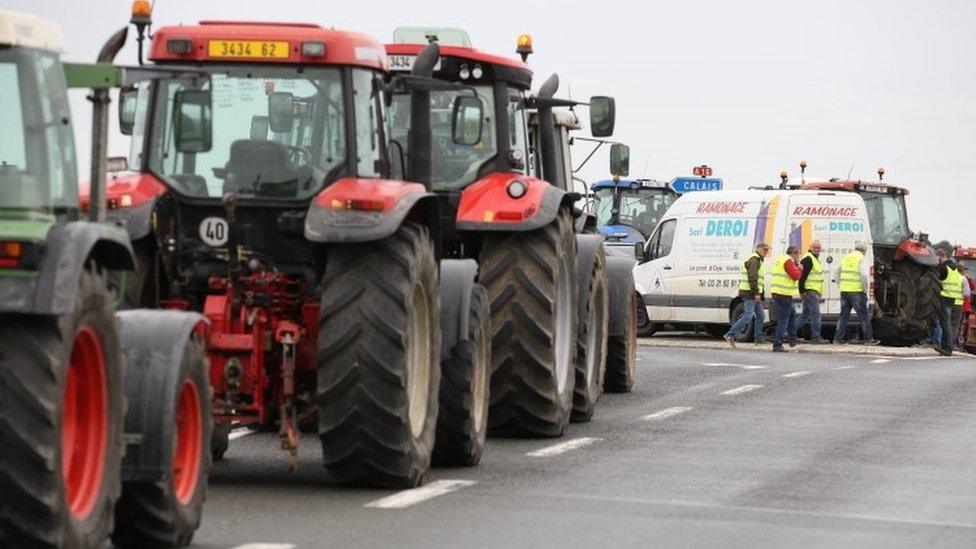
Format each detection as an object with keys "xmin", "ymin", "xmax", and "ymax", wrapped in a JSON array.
[{"xmin": 199, "ymin": 217, "xmax": 229, "ymax": 247}]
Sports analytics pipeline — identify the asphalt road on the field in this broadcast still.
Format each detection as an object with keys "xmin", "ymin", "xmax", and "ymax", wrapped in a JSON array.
[{"xmin": 190, "ymin": 346, "xmax": 976, "ymax": 549}]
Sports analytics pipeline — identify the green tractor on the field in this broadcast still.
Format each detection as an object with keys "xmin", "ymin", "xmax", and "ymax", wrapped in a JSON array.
[{"xmin": 0, "ymin": 10, "xmax": 211, "ymax": 548}]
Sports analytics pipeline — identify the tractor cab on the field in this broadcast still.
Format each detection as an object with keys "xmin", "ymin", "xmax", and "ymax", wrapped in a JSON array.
[
  {"xmin": 955, "ymin": 247, "xmax": 976, "ymax": 276},
  {"xmin": 0, "ymin": 12, "xmax": 78, "ymax": 227},
  {"xmin": 590, "ymin": 179, "xmax": 677, "ymax": 246},
  {"xmin": 800, "ymin": 179, "xmax": 912, "ymax": 249}
]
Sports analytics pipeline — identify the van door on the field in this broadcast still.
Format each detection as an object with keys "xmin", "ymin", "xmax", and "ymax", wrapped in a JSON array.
[
  {"xmin": 785, "ymin": 193, "xmax": 868, "ymax": 315},
  {"xmin": 635, "ymin": 217, "xmax": 677, "ymax": 322}
]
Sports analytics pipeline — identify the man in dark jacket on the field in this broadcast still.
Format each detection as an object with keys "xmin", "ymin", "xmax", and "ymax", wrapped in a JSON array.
[{"xmin": 724, "ymin": 243, "xmax": 770, "ymax": 347}]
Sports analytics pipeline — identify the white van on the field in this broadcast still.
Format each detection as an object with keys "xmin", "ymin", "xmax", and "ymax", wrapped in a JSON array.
[{"xmin": 633, "ymin": 189, "xmax": 874, "ymax": 336}]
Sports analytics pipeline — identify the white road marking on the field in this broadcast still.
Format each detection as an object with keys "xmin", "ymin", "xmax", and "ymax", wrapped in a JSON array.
[
  {"xmin": 228, "ymin": 427, "xmax": 256, "ymax": 441},
  {"xmin": 870, "ymin": 359, "xmax": 891, "ymax": 364},
  {"xmin": 364, "ymin": 480, "xmax": 477, "ymax": 509},
  {"xmin": 781, "ymin": 371, "xmax": 812, "ymax": 378},
  {"xmin": 230, "ymin": 544, "xmax": 295, "ymax": 549},
  {"xmin": 720, "ymin": 384, "xmax": 764, "ymax": 396},
  {"xmin": 642, "ymin": 407, "xmax": 694, "ymax": 421},
  {"xmin": 896, "ymin": 355, "xmax": 964, "ymax": 361},
  {"xmin": 700, "ymin": 362, "xmax": 767, "ymax": 370},
  {"xmin": 833, "ymin": 365, "xmax": 857, "ymax": 370},
  {"xmin": 527, "ymin": 437, "xmax": 602, "ymax": 457}
]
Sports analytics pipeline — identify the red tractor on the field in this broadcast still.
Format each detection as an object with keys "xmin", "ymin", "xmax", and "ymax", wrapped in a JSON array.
[
  {"xmin": 953, "ymin": 246, "xmax": 976, "ymax": 353},
  {"xmin": 386, "ymin": 28, "xmax": 635, "ymax": 434},
  {"xmin": 800, "ymin": 171, "xmax": 940, "ymax": 346},
  {"xmin": 91, "ymin": 8, "xmax": 490, "ymax": 486}
]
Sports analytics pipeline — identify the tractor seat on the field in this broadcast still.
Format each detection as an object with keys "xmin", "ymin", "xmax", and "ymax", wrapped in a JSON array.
[{"xmin": 222, "ymin": 139, "xmax": 298, "ymax": 197}]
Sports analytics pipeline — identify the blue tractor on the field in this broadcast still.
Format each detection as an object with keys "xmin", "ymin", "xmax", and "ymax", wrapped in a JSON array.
[{"xmin": 590, "ymin": 179, "xmax": 678, "ymax": 248}]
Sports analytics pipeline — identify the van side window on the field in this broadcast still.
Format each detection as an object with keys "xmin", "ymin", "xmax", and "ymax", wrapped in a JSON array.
[{"xmin": 649, "ymin": 219, "xmax": 676, "ymax": 259}]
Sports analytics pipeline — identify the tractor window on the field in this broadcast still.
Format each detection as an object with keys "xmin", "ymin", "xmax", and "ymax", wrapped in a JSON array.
[
  {"xmin": 352, "ymin": 69, "xmax": 384, "ymax": 178},
  {"xmin": 387, "ymin": 85, "xmax": 496, "ymax": 190},
  {"xmin": 0, "ymin": 47, "xmax": 77, "ymax": 213},
  {"xmin": 593, "ymin": 188, "xmax": 615, "ymax": 227},
  {"xmin": 148, "ymin": 67, "xmax": 346, "ymax": 200},
  {"xmin": 861, "ymin": 192, "xmax": 909, "ymax": 246},
  {"xmin": 507, "ymin": 91, "xmax": 528, "ymax": 174}
]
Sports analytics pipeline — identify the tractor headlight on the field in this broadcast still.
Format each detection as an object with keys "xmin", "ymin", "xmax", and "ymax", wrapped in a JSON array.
[{"xmin": 507, "ymin": 180, "xmax": 527, "ymax": 199}]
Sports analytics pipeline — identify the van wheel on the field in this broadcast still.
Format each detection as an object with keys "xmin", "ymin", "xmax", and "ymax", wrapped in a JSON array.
[
  {"xmin": 635, "ymin": 294, "xmax": 656, "ymax": 337},
  {"xmin": 730, "ymin": 302, "xmax": 756, "ymax": 342}
]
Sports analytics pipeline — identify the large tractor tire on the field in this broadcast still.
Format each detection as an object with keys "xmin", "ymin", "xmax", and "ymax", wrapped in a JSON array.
[
  {"xmin": 873, "ymin": 261, "xmax": 941, "ymax": 346},
  {"xmin": 432, "ymin": 284, "xmax": 491, "ymax": 466},
  {"xmin": 479, "ymin": 210, "xmax": 578, "ymax": 437},
  {"xmin": 211, "ymin": 424, "xmax": 231, "ymax": 463},
  {"xmin": 0, "ymin": 268, "xmax": 123, "ymax": 548},
  {"xmin": 572, "ymin": 247, "xmax": 609, "ymax": 423},
  {"xmin": 604, "ymin": 282, "xmax": 638, "ymax": 393},
  {"xmin": 111, "ymin": 335, "xmax": 210, "ymax": 548},
  {"xmin": 317, "ymin": 222, "xmax": 441, "ymax": 488}
]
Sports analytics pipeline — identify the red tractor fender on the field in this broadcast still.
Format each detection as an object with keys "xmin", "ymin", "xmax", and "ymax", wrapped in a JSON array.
[
  {"xmin": 455, "ymin": 172, "xmax": 569, "ymax": 232},
  {"xmin": 80, "ymin": 172, "xmax": 168, "ymax": 240},
  {"xmin": 304, "ymin": 177, "xmax": 438, "ymax": 243},
  {"xmin": 893, "ymin": 238, "xmax": 939, "ymax": 267}
]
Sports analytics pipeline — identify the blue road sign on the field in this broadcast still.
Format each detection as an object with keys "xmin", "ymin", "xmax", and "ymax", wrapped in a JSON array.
[{"xmin": 671, "ymin": 176, "xmax": 723, "ymax": 193}]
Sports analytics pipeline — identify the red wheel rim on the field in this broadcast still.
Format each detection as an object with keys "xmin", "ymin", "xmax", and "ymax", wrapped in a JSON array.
[
  {"xmin": 61, "ymin": 326, "xmax": 109, "ymax": 520},
  {"xmin": 173, "ymin": 380, "xmax": 202, "ymax": 504}
]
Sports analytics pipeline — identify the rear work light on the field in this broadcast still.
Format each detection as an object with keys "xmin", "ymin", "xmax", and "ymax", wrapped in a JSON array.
[
  {"xmin": 167, "ymin": 38, "xmax": 193, "ymax": 54},
  {"xmin": 301, "ymin": 41, "xmax": 326, "ymax": 57}
]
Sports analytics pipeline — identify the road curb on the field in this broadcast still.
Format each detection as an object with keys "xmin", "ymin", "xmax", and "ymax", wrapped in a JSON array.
[{"xmin": 638, "ymin": 336, "xmax": 949, "ymax": 357}]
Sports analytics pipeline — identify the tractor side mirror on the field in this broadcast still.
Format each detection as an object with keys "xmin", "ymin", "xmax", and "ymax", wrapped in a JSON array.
[
  {"xmin": 452, "ymin": 94, "xmax": 484, "ymax": 146},
  {"xmin": 118, "ymin": 87, "xmax": 138, "ymax": 135},
  {"xmin": 610, "ymin": 143, "xmax": 630, "ymax": 177},
  {"xmin": 268, "ymin": 91, "xmax": 295, "ymax": 133},
  {"xmin": 589, "ymin": 96, "xmax": 615, "ymax": 137},
  {"xmin": 173, "ymin": 89, "xmax": 212, "ymax": 153}
]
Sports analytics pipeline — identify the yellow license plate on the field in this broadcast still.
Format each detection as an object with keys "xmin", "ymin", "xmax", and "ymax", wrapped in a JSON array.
[{"xmin": 208, "ymin": 40, "xmax": 289, "ymax": 59}]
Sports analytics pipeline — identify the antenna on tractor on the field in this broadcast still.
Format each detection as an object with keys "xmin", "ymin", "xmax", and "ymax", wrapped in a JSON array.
[
  {"xmin": 847, "ymin": 163, "xmax": 855, "ymax": 180},
  {"xmin": 641, "ymin": 155, "xmax": 650, "ymax": 179}
]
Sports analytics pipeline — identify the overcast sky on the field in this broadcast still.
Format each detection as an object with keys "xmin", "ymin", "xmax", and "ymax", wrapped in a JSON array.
[{"xmin": 10, "ymin": 0, "xmax": 976, "ymax": 243}]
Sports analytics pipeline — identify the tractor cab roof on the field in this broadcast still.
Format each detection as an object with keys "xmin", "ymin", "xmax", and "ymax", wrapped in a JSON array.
[
  {"xmin": 954, "ymin": 247, "xmax": 976, "ymax": 260},
  {"xmin": 385, "ymin": 39, "xmax": 532, "ymax": 89},
  {"xmin": 0, "ymin": 9, "xmax": 64, "ymax": 52},
  {"xmin": 591, "ymin": 179, "xmax": 673, "ymax": 192},
  {"xmin": 149, "ymin": 21, "xmax": 387, "ymax": 70},
  {"xmin": 799, "ymin": 179, "xmax": 909, "ymax": 196}
]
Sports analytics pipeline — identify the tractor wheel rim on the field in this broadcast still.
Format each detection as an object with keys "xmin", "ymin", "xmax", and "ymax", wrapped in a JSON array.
[
  {"xmin": 62, "ymin": 326, "xmax": 108, "ymax": 520},
  {"xmin": 173, "ymin": 380, "xmax": 202, "ymax": 505},
  {"xmin": 554, "ymin": 256, "xmax": 573, "ymax": 393},
  {"xmin": 406, "ymin": 283, "xmax": 431, "ymax": 438},
  {"xmin": 472, "ymin": 322, "xmax": 489, "ymax": 428}
]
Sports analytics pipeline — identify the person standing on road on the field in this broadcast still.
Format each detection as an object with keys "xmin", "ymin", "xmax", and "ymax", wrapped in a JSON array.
[
  {"xmin": 771, "ymin": 246, "xmax": 802, "ymax": 352},
  {"xmin": 794, "ymin": 239, "xmax": 825, "ymax": 343},
  {"xmin": 834, "ymin": 242, "xmax": 879, "ymax": 345},
  {"xmin": 935, "ymin": 258, "xmax": 964, "ymax": 356},
  {"xmin": 957, "ymin": 264, "xmax": 971, "ymax": 349},
  {"xmin": 724, "ymin": 243, "xmax": 770, "ymax": 348}
]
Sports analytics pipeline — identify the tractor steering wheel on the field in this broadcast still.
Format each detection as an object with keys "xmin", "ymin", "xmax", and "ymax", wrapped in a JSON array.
[{"xmin": 283, "ymin": 145, "xmax": 312, "ymax": 168}]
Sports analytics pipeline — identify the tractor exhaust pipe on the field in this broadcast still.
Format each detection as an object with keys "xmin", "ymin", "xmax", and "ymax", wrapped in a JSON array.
[
  {"xmin": 537, "ymin": 73, "xmax": 560, "ymax": 186},
  {"xmin": 88, "ymin": 26, "xmax": 128, "ymax": 222},
  {"xmin": 407, "ymin": 42, "xmax": 440, "ymax": 186}
]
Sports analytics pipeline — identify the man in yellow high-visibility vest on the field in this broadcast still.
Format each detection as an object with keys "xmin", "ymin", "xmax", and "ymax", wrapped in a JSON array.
[
  {"xmin": 724, "ymin": 242, "xmax": 771, "ymax": 347},
  {"xmin": 833, "ymin": 242, "xmax": 879, "ymax": 345},
  {"xmin": 934, "ymin": 257, "xmax": 965, "ymax": 356},
  {"xmin": 770, "ymin": 246, "xmax": 803, "ymax": 352},
  {"xmin": 794, "ymin": 239, "xmax": 826, "ymax": 343}
]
